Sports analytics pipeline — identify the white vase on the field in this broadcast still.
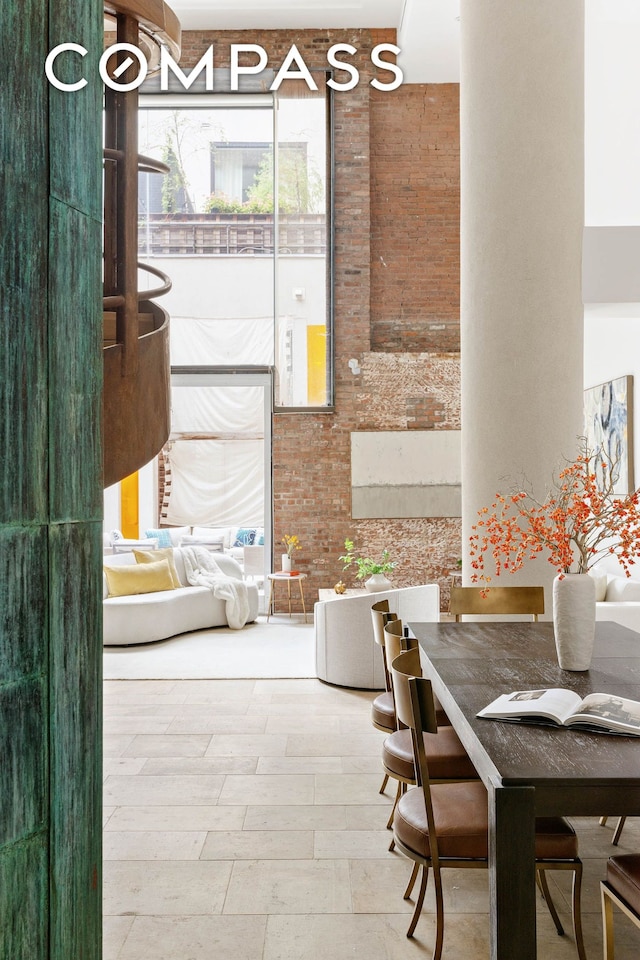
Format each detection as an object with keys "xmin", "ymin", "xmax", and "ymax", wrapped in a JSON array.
[
  {"xmin": 365, "ymin": 573, "xmax": 392, "ymax": 593},
  {"xmin": 281, "ymin": 554, "xmax": 291, "ymax": 573},
  {"xmin": 552, "ymin": 573, "xmax": 596, "ymax": 671}
]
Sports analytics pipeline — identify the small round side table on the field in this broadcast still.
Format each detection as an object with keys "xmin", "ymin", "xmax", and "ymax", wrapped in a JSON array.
[{"xmin": 266, "ymin": 572, "xmax": 308, "ymax": 623}]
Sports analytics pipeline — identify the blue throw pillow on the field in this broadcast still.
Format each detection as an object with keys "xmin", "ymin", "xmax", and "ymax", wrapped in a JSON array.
[
  {"xmin": 255, "ymin": 528, "xmax": 265, "ymax": 545},
  {"xmin": 145, "ymin": 528, "xmax": 173, "ymax": 548},
  {"xmin": 233, "ymin": 528, "xmax": 256, "ymax": 547}
]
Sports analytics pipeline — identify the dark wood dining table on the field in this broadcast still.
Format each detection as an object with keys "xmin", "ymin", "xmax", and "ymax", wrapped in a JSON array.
[{"xmin": 409, "ymin": 619, "xmax": 640, "ymax": 960}]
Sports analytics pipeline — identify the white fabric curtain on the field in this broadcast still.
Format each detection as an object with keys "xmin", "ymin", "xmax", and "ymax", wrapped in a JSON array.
[
  {"xmin": 165, "ymin": 438, "xmax": 264, "ymax": 527},
  {"xmin": 171, "ymin": 385, "xmax": 264, "ymax": 434},
  {"xmin": 170, "ymin": 316, "xmax": 274, "ymax": 366}
]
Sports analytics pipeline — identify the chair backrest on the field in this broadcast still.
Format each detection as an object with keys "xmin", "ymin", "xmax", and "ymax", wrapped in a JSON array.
[
  {"xmin": 370, "ymin": 599, "xmax": 393, "ymax": 647},
  {"xmin": 371, "ymin": 601, "xmax": 398, "ymax": 692},
  {"xmin": 383, "ymin": 618, "xmax": 418, "ymax": 674},
  {"xmin": 243, "ymin": 545, "xmax": 264, "ymax": 578},
  {"xmin": 390, "ymin": 648, "xmax": 423, "ymax": 730},
  {"xmin": 449, "ymin": 585, "xmax": 544, "ymax": 621},
  {"xmin": 407, "ymin": 675, "xmax": 442, "ymax": 866}
]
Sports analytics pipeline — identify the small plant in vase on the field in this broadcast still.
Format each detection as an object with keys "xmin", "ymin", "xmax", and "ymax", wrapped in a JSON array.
[
  {"xmin": 339, "ymin": 538, "xmax": 396, "ymax": 593},
  {"xmin": 281, "ymin": 534, "xmax": 301, "ymax": 573}
]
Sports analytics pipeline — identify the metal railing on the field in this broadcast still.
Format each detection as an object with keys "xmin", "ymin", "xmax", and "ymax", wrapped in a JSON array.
[{"xmin": 137, "ymin": 214, "xmax": 327, "ymax": 256}]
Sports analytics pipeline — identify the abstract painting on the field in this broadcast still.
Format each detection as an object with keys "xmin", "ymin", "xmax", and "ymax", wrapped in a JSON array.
[{"xmin": 584, "ymin": 375, "xmax": 634, "ymax": 494}]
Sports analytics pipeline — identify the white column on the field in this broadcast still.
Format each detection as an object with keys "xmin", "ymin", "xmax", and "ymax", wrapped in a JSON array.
[{"xmin": 460, "ymin": 0, "xmax": 585, "ymax": 604}]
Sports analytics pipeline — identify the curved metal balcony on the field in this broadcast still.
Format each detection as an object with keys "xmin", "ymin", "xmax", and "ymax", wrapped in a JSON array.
[{"xmin": 102, "ymin": 0, "xmax": 180, "ymax": 488}]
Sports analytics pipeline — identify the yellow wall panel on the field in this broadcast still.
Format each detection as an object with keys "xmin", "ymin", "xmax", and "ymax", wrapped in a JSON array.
[{"xmin": 307, "ymin": 325, "xmax": 327, "ymax": 406}]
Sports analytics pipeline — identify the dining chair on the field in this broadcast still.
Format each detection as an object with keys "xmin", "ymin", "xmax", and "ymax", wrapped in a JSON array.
[
  {"xmin": 599, "ymin": 815, "xmax": 628, "ymax": 846},
  {"xmin": 382, "ymin": 620, "xmax": 477, "ymax": 834},
  {"xmin": 370, "ymin": 600, "xmax": 399, "ymax": 794},
  {"xmin": 390, "ymin": 656, "xmax": 586, "ymax": 960},
  {"xmin": 601, "ymin": 854, "xmax": 640, "ymax": 959},
  {"xmin": 449, "ymin": 585, "xmax": 545, "ymax": 620}
]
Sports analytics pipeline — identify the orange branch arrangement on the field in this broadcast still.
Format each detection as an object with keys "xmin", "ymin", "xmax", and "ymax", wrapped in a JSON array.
[{"xmin": 469, "ymin": 437, "xmax": 640, "ymax": 584}]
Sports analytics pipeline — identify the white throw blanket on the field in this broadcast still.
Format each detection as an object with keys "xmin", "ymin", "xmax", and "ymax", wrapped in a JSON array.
[{"xmin": 181, "ymin": 546, "xmax": 250, "ymax": 630}]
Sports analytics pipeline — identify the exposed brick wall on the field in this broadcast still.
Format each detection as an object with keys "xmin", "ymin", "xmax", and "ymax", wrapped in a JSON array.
[
  {"xmin": 177, "ymin": 29, "xmax": 461, "ymax": 610},
  {"xmin": 370, "ymin": 85, "xmax": 460, "ymax": 354}
]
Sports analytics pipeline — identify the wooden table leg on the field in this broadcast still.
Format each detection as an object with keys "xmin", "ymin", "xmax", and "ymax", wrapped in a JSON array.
[{"xmin": 488, "ymin": 777, "xmax": 536, "ymax": 960}]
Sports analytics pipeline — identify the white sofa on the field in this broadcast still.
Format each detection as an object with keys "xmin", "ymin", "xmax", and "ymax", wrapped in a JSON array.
[
  {"xmin": 593, "ymin": 558, "xmax": 640, "ymax": 634},
  {"xmin": 314, "ymin": 585, "xmax": 440, "ymax": 689},
  {"xmin": 105, "ymin": 524, "xmax": 265, "ymax": 565},
  {"xmin": 103, "ymin": 548, "xmax": 259, "ymax": 646}
]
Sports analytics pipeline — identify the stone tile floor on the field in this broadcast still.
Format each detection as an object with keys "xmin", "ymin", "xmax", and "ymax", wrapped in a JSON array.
[{"xmin": 103, "ymin": 678, "xmax": 640, "ymax": 959}]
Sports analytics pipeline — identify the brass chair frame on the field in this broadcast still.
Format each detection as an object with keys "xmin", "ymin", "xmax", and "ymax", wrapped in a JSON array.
[
  {"xmin": 599, "ymin": 815, "xmax": 628, "ymax": 846},
  {"xmin": 601, "ymin": 869, "xmax": 640, "ymax": 960},
  {"xmin": 383, "ymin": 622, "xmax": 476, "ymax": 835},
  {"xmin": 449, "ymin": 585, "xmax": 545, "ymax": 621},
  {"xmin": 370, "ymin": 600, "xmax": 399, "ymax": 794},
  {"xmin": 391, "ymin": 661, "xmax": 585, "ymax": 959}
]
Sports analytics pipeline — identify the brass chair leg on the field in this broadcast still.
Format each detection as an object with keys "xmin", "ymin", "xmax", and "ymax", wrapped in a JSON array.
[
  {"xmin": 601, "ymin": 882, "xmax": 615, "ymax": 960},
  {"xmin": 600, "ymin": 815, "xmax": 609, "ymax": 826},
  {"xmin": 386, "ymin": 780, "xmax": 403, "ymax": 829},
  {"xmin": 403, "ymin": 861, "xmax": 420, "ymax": 899},
  {"xmin": 406, "ymin": 864, "xmax": 428, "ymax": 939},
  {"xmin": 612, "ymin": 816, "xmax": 627, "ymax": 846},
  {"xmin": 432, "ymin": 869, "xmax": 445, "ymax": 960},
  {"xmin": 537, "ymin": 868, "xmax": 565, "ymax": 936},
  {"xmin": 571, "ymin": 863, "xmax": 587, "ymax": 960},
  {"xmin": 379, "ymin": 772, "xmax": 389, "ymax": 795}
]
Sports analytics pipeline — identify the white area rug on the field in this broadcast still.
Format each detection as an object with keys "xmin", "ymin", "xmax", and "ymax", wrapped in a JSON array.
[{"xmin": 102, "ymin": 614, "xmax": 315, "ymax": 680}]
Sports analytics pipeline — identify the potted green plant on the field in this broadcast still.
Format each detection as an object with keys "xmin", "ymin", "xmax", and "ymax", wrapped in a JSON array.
[{"xmin": 339, "ymin": 538, "xmax": 396, "ymax": 593}]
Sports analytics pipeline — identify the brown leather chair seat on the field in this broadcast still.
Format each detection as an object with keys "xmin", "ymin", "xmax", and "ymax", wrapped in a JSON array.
[
  {"xmin": 382, "ymin": 726, "xmax": 477, "ymax": 782},
  {"xmin": 395, "ymin": 781, "xmax": 578, "ymax": 862},
  {"xmin": 371, "ymin": 690, "xmax": 395, "ymax": 732},
  {"xmin": 601, "ymin": 853, "xmax": 640, "ymax": 958},
  {"xmin": 607, "ymin": 854, "xmax": 640, "ymax": 914}
]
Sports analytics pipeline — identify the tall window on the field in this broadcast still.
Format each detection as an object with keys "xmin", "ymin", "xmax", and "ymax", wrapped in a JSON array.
[{"xmin": 137, "ymin": 88, "xmax": 332, "ymax": 408}]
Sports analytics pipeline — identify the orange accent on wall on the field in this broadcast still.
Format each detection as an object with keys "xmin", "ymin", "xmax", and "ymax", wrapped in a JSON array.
[{"xmin": 120, "ymin": 472, "xmax": 139, "ymax": 539}]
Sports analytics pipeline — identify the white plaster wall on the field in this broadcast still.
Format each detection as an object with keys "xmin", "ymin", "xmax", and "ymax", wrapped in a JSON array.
[
  {"xmin": 584, "ymin": 309, "xmax": 640, "ymax": 488},
  {"xmin": 103, "ymin": 483, "xmax": 120, "ymax": 536},
  {"xmin": 585, "ymin": 0, "xmax": 640, "ymax": 225},
  {"xmin": 584, "ymin": 3, "xmax": 640, "ymax": 492},
  {"xmin": 140, "ymin": 256, "xmax": 325, "ymax": 323}
]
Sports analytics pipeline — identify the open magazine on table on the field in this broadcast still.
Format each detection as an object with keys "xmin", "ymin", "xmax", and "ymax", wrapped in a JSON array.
[{"xmin": 477, "ymin": 688, "xmax": 640, "ymax": 737}]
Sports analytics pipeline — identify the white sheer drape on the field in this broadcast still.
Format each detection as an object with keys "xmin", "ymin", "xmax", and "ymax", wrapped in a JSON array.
[
  {"xmin": 171, "ymin": 385, "xmax": 264, "ymax": 434},
  {"xmin": 170, "ymin": 316, "xmax": 274, "ymax": 366},
  {"xmin": 165, "ymin": 438, "xmax": 264, "ymax": 527}
]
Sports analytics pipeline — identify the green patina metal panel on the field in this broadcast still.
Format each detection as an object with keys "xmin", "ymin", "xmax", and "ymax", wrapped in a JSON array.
[
  {"xmin": 49, "ymin": 521, "xmax": 103, "ymax": 960},
  {"xmin": 0, "ymin": 0, "xmax": 103, "ymax": 958},
  {"xmin": 0, "ymin": 526, "xmax": 48, "ymax": 681},
  {"xmin": 0, "ymin": 678, "xmax": 47, "ymax": 847},
  {"xmin": 0, "ymin": 835, "xmax": 49, "ymax": 959},
  {"xmin": 0, "ymin": 3, "xmax": 48, "ymax": 525},
  {"xmin": 50, "ymin": 4, "xmax": 104, "ymax": 222},
  {"xmin": 48, "ymin": 200, "xmax": 103, "ymax": 522}
]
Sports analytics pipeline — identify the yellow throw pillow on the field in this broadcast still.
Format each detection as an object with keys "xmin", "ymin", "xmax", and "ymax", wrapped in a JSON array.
[
  {"xmin": 133, "ymin": 547, "xmax": 181, "ymax": 589},
  {"xmin": 104, "ymin": 559, "xmax": 175, "ymax": 597}
]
